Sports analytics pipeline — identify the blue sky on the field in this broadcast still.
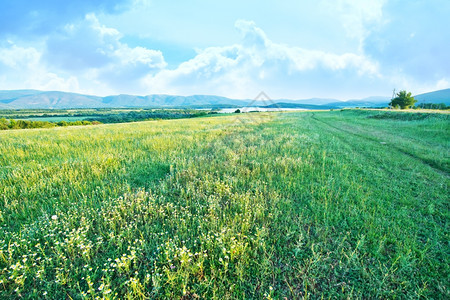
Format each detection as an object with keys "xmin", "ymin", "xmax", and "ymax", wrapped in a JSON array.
[{"xmin": 0, "ymin": 0, "xmax": 449, "ymax": 100}]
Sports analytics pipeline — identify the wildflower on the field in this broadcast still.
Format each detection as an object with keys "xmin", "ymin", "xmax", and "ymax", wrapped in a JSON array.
[{"xmin": 51, "ymin": 215, "xmax": 58, "ymax": 220}]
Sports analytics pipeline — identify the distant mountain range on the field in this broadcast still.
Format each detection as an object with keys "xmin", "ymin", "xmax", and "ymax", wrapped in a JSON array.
[
  {"xmin": 0, "ymin": 89, "xmax": 448, "ymax": 110},
  {"xmin": 0, "ymin": 90, "xmax": 247, "ymax": 109},
  {"xmin": 413, "ymin": 88, "xmax": 450, "ymax": 104}
]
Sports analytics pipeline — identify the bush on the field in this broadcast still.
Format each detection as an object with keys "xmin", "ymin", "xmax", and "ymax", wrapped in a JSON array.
[
  {"xmin": 389, "ymin": 90, "xmax": 417, "ymax": 109},
  {"xmin": 57, "ymin": 121, "xmax": 69, "ymax": 127},
  {"xmin": 0, "ymin": 118, "xmax": 8, "ymax": 130}
]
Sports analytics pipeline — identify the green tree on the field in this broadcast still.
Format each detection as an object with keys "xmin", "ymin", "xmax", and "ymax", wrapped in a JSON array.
[
  {"xmin": 8, "ymin": 119, "xmax": 17, "ymax": 129},
  {"xmin": 390, "ymin": 90, "xmax": 417, "ymax": 109},
  {"xmin": 57, "ymin": 120, "xmax": 69, "ymax": 127},
  {"xmin": 0, "ymin": 118, "xmax": 8, "ymax": 130}
]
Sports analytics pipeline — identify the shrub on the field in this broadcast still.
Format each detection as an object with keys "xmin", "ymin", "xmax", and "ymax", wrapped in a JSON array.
[{"xmin": 389, "ymin": 90, "xmax": 417, "ymax": 109}]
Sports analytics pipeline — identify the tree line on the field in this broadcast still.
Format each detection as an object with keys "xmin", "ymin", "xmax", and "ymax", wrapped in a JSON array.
[
  {"xmin": 416, "ymin": 103, "xmax": 448, "ymax": 110},
  {"xmin": 84, "ymin": 110, "xmax": 209, "ymax": 124},
  {"xmin": 0, "ymin": 118, "xmax": 100, "ymax": 130}
]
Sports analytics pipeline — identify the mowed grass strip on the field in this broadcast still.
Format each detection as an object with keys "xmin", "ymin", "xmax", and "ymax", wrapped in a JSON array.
[{"xmin": 0, "ymin": 110, "xmax": 448, "ymax": 298}]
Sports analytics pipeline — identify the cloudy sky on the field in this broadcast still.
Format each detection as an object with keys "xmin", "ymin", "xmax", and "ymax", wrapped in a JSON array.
[{"xmin": 0, "ymin": 0, "xmax": 449, "ymax": 100}]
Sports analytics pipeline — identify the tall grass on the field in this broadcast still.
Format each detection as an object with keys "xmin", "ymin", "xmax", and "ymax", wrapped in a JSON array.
[{"xmin": 0, "ymin": 111, "xmax": 448, "ymax": 298}]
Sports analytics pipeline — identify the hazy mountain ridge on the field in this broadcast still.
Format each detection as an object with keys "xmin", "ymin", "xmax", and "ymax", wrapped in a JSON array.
[
  {"xmin": 101, "ymin": 94, "xmax": 247, "ymax": 107},
  {"xmin": 414, "ymin": 89, "xmax": 450, "ymax": 104},
  {"xmin": 0, "ymin": 89, "xmax": 448, "ymax": 109},
  {"xmin": 0, "ymin": 90, "xmax": 247, "ymax": 109}
]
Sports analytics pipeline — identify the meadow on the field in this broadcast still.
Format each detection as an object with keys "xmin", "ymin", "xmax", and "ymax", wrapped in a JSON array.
[
  {"xmin": 0, "ymin": 109, "xmax": 211, "ymax": 130},
  {"xmin": 0, "ymin": 110, "xmax": 448, "ymax": 298}
]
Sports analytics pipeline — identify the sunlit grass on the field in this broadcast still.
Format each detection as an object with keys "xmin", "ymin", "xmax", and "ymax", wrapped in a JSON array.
[{"xmin": 0, "ymin": 110, "xmax": 448, "ymax": 298}]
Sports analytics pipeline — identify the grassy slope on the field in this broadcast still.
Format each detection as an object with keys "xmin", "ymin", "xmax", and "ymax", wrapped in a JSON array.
[{"xmin": 0, "ymin": 110, "xmax": 448, "ymax": 298}]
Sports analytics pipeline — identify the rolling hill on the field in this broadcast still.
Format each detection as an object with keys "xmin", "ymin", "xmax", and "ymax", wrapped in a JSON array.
[
  {"xmin": 0, "ymin": 91, "xmax": 102, "ymax": 109},
  {"xmin": 0, "ymin": 90, "xmax": 247, "ymax": 109},
  {"xmin": 414, "ymin": 89, "xmax": 450, "ymax": 105},
  {"xmin": 1, "ymin": 88, "xmax": 448, "ymax": 110}
]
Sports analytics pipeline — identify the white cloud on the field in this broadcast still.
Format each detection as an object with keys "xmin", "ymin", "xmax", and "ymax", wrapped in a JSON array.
[
  {"xmin": 143, "ymin": 20, "xmax": 380, "ymax": 98},
  {"xmin": 46, "ymin": 14, "xmax": 166, "ymax": 74},
  {"xmin": 0, "ymin": 14, "xmax": 167, "ymax": 95},
  {"xmin": 0, "ymin": 43, "xmax": 80, "ymax": 92},
  {"xmin": 0, "ymin": 44, "xmax": 41, "ymax": 69},
  {"xmin": 322, "ymin": 0, "xmax": 387, "ymax": 50},
  {"xmin": 435, "ymin": 78, "xmax": 450, "ymax": 90},
  {"xmin": 115, "ymin": 46, "xmax": 165, "ymax": 68},
  {"xmin": 0, "ymin": 14, "xmax": 167, "ymax": 94},
  {"xmin": 0, "ymin": 0, "xmax": 131, "ymax": 37},
  {"xmin": 363, "ymin": 1, "xmax": 450, "ymax": 87},
  {"xmin": 38, "ymin": 74, "xmax": 81, "ymax": 92}
]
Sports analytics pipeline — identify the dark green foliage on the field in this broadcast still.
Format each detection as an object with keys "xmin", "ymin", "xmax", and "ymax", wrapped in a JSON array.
[
  {"xmin": 417, "ymin": 103, "xmax": 448, "ymax": 110},
  {"xmin": 0, "ymin": 117, "xmax": 7, "ymax": 130},
  {"xmin": 57, "ymin": 120, "xmax": 69, "ymax": 127},
  {"xmin": 84, "ymin": 110, "xmax": 208, "ymax": 123},
  {"xmin": 390, "ymin": 90, "xmax": 417, "ymax": 109},
  {"xmin": 0, "ymin": 119, "xmax": 94, "ymax": 130}
]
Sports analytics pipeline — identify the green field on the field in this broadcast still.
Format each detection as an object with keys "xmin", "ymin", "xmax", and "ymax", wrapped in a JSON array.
[
  {"xmin": 0, "ymin": 109, "xmax": 213, "ymax": 130},
  {"xmin": 0, "ymin": 110, "xmax": 448, "ymax": 298}
]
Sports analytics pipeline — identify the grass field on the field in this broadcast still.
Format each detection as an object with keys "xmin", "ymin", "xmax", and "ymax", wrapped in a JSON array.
[
  {"xmin": 16, "ymin": 116, "xmax": 89, "ymax": 122},
  {"xmin": 0, "ymin": 110, "xmax": 448, "ymax": 298},
  {"xmin": 1, "ymin": 109, "xmax": 212, "ymax": 130}
]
